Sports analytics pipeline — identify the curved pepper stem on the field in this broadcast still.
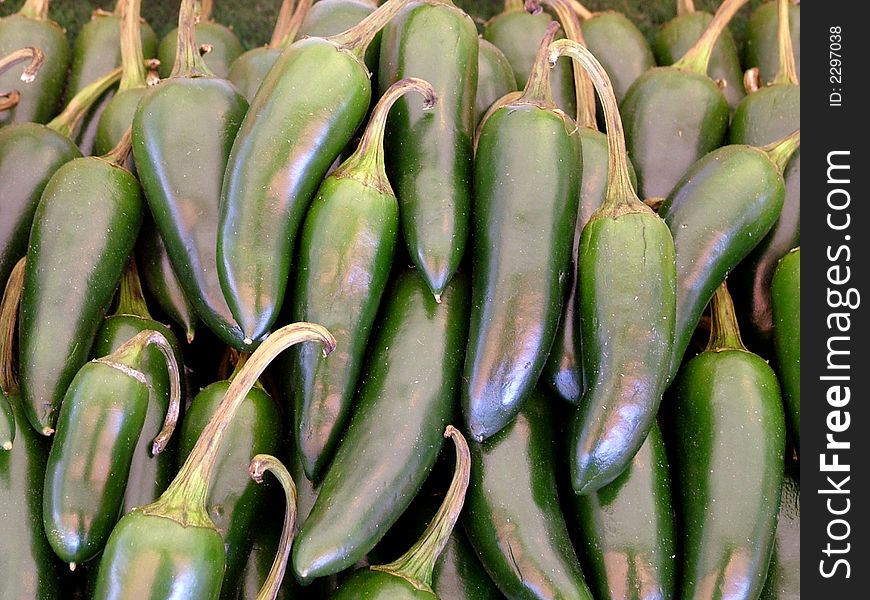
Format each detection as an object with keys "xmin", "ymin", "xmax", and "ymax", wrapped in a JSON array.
[
  {"xmin": 248, "ymin": 454, "xmax": 298, "ymax": 600},
  {"xmin": 116, "ymin": 258, "xmax": 153, "ymax": 319},
  {"xmin": 372, "ymin": 426, "xmax": 471, "ymax": 588},
  {"xmin": 329, "ymin": 0, "xmax": 411, "ymax": 63},
  {"xmin": 772, "ymin": 0, "xmax": 799, "ymax": 85},
  {"xmin": 706, "ymin": 282, "xmax": 746, "ymax": 352},
  {"xmin": 763, "ymin": 128, "xmax": 800, "ymax": 174},
  {"xmin": 272, "ymin": 0, "xmax": 313, "ymax": 49},
  {"xmin": 47, "ymin": 66, "xmax": 123, "ymax": 138},
  {"xmin": 102, "ymin": 126, "xmax": 135, "ymax": 167},
  {"xmin": 96, "ymin": 329, "xmax": 183, "ymax": 454},
  {"xmin": 549, "ymin": 39, "xmax": 642, "ymax": 216},
  {"xmin": 200, "ymin": 0, "xmax": 215, "ymax": 22},
  {"xmin": 119, "ymin": 0, "xmax": 148, "ymax": 91},
  {"xmin": 18, "ymin": 0, "xmax": 50, "ymax": 19},
  {"xmin": 673, "ymin": 0, "xmax": 748, "ymax": 75},
  {"xmin": 677, "ymin": 0, "xmax": 695, "ymax": 16},
  {"xmin": 519, "ymin": 20, "xmax": 560, "ymax": 108},
  {"xmin": 148, "ymin": 323, "xmax": 335, "ymax": 526},
  {"xmin": 334, "ymin": 77, "xmax": 436, "ymax": 196},
  {"xmin": 0, "ymin": 258, "xmax": 26, "ymax": 396},
  {"xmin": 567, "ymin": 0, "xmax": 593, "ymax": 20},
  {"xmin": 0, "ymin": 47, "xmax": 45, "ymax": 84},
  {"xmin": 172, "ymin": 0, "xmax": 216, "ymax": 79}
]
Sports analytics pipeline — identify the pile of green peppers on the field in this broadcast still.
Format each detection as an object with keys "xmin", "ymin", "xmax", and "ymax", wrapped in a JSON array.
[{"xmin": 0, "ymin": 0, "xmax": 801, "ymax": 598}]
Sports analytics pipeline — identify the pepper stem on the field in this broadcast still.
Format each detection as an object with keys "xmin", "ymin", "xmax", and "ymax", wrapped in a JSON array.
[
  {"xmin": 101, "ymin": 126, "xmax": 134, "ymax": 167},
  {"xmin": 771, "ymin": 0, "xmax": 798, "ymax": 85},
  {"xmin": 549, "ymin": 39, "xmax": 642, "ymax": 216},
  {"xmin": 706, "ymin": 282, "xmax": 746, "ymax": 351},
  {"xmin": 677, "ymin": 0, "xmax": 695, "ymax": 16},
  {"xmin": 116, "ymin": 258, "xmax": 153, "ymax": 319},
  {"xmin": 0, "ymin": 47, "xmax": 45, "ymax": 84},
  {"xmin": 328, "ymin": 0, "xmax": 411, "ymax": 63},
  {"xmin": 18, "ymin": 0, "xmax": 50, "ymax": 19},
  {"xmin": 271, "ymin": 0, "xmax": 311, "ymax": 49},
  {"xmin": 743, "ymin": 67, "xmax": 760, "ymax": 93},
  {"xmin": 0, "ymin": 91, "xmax": 19, "ymax": 112},
  {"xmin": 762, "ymin": 128, "xmax": 800, "ymax": 174},
  {"xmin": 568, "ymin": 0, "xmax": 593, "ymax": 20},
  {"xmin": 118, "ymin": 0, "xmax": 147, "ymax": 91},
  {"xmin": 373, "ymin": 426, "xmax": 471, "ymax": 588},
  {"xmin": 248, "ymin": 454, "xmax": 298, "ymax": 600},
  {"xmin": 334, "ymin": 77, "xmax": 436, "ymax": 195},
  {"xmin": 47, "ymin": 66, "xmax": 123, "ymax": 138},
  {"xmin": 504, "ymin": 0, "xmax": 523, "ymax": 11},
  {"xmin": 519, "ymin": 21, "xmax": 560, "ymax": 107},
  {"xmin": 149, "ymin": 323, "xmax": 335, "ymax": 524},
  {"xmin": 171, "ymin": 0, "xmax": 215, "ymax": 79},
  {"xmin": 96, "ymin": 329, "xmax": 183, "ymax": 454},
  {"xmin": 673, "ymin": 0, "xmax": 748, "ymax": 75},
  {"xmin": 0, "ymin": 258, "xmax": 25, "ymax": 396},
  {"xmin": 201, "ymin": 0, "xmax": 214, "ymax": 22}
]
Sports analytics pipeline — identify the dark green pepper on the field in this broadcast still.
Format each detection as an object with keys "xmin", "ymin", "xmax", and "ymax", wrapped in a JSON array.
[
  {"xmin": 0, "ymin": 0, "xmax": 69, "ymax": 127},
  {"xmin": 463, "ymin": 22, "xmax": 580, "ymax": 441},
  {"xmin": 378, "ymin": 0, "xmax": 478, "ymax": 298},
  {"xmin": 760, "ymin": 461, "xmax": 799, "ymax": 600},
  {"xmin": 659, "ymin": 130, "xmax": 798, "ymax": 382},
  {"xmin": 19, "ymin": 130, "xmax": 143, "ymax": 435},
  {"xmin": 551, "ymin": 39, "xmax": 676, "ymax": 493},
  {"xmin": 331, "ymin": 427, "xmax": 471, "ymax": 599},
  {"xmin": 771, "ymin": 247, "xmax": 799, "ymax": 448},
  {"xmin": 744, "ymin": 0, "xmax": 800, "ymax": 86},
  {"xmin": 483, "ymin": 0, "xmax": 576, "ymax": 115},
  {"xmin": 671, "ymin": 283, "xmax": 785, "ymax": 600},
  {"xmin": 65, "ymin": 0, "xmax": 157, "ymax": 155},
  {"xmin": 293, "ymin": 269, "xmax": 469, "ymax": 581},
  {"xmin": 298, "ymin": 0, "xmax": 381, "ymax": 75},
  {"xmin": 157, "ymin": 0, "xmax": 244, "ymax": 79},
  {"xmin": 464, "ymin": 389, "xmax": 593, "ymax": 600},
  {"xmin": 568, "ymin": 422, "xmax": 676, "ymax": 600},
  {"xmin": 475, "ymin": 38, "xmax": 517, "ymax": 127},
  {"xmin": 291, "ymin": 78, "xmax": 436, "ymax": 480},
  {"xmin": 653, "ymin": 0, "xmax": 744, "ymax": 110},
  {"xmin": 227, "ymin": 0, "xmax": 311, "ymax": 102},
  {"xmin": 133, "ymin": 0, "xmax": 248, "ymax": 349},
  {"xmin": 0, "ymin": 65, "xmax": 122, "ymax": 292},
  {"xmin": 219, "ymin": 0, "xmax": 405, "ymax": 344},
  {"xmin": 92, "ymin": 322, "xmax": 334, "ymax": 599},
  {"xmin": 619, "ymin": 0, "xmax": 742, "ymax": 200}
]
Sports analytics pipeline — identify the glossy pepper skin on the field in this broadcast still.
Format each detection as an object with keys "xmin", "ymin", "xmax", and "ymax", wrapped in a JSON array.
[
  {"xmin": 463, "ymin": 22, "xmax": 580, "ymax": 441},
  {"xmin": 730, "ymin": 88, "xmax": 800, "ymax": 149},
  {"xmin": 568, "ymin": 422, "xmax": 676, "ymax": 600},
  {"xmin": 95, "ymin": 87, "xmax": 148, "ymax": 157},
  {"xmin": 0, "ymin": 395, "xmax": 64, "ymax": 599},
  {"xmin": 19, "ymin": 155, "xmax": 143, "ymax": 434},
  {"xmin": 671, "ymin": 285, "xmax": 785, "ymax": 600},
  {"xmin": 378, "ymin": 0, "xmax": 478, "ymax": 298},
  {"xmin": 464, "ymin": 389, "xmax": 593, "ymax": 600},
  {"xmin": 659, "ymin": 144, "xmax": 785, "ymax": 382},
  {"xmin": 292, "ymin": 270, "xmax": 469, "ymax": 582},
  {"xmin": 178, "ymin": 379, "xmax": 281, "ymax": 599},
  {"xmin": 291, "ymin": 79, "xmax": 433, "ymax": 480},
  {"xmin": 745, "ymin": 1, "xmax": 800, "ymax": 85},
  {"xmin": 298, "ymin": 0, "xmax": 381, "ymax": 75},
  {"xmin": 580, "ymin": 11, "xmax": 655, "ymax": 104},
  {"xmin": 760, "ymin": 462, "xmax": 799, "ymax": 600},
  {"xmin": 0, "ymin": 5, "xmax": 69, "ymax": 127},
  {"xmin": 474, "ymin": 38, "xmax": 517, "ymax": 127},
  {"xmin": 333, "ymin": 570, "xmax": 438, "ymax": 599},
  {"xmin": 157, "ymin": 22, "xmax": 243, "ymax": 79},
  {"xmin": 771, "ymin": 248, "xmax": 800, "ymax": 448},
  {"xmin": 433, "ymin": 530, "xmax": 503, "ymax": 600}
]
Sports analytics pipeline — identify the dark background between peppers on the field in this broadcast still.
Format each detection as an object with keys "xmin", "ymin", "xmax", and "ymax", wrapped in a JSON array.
[{"xmin": 0, "ymin": 0, "xmax": 765, "ymax": 49}]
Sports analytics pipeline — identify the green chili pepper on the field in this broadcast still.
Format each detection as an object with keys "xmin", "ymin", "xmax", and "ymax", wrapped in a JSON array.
[
  {"xmin": 297, "ymin": 0, "xmax": 381, "ymax": 74},
  {"xmin": 227, "ymin": 0, "xmax": 312, "ymax": 102},
  {"xmin": 463, "ymin": 22, "xmax": 579, "ymax": 441},
  {"xmin": 90, "ymin": 259, "xmax": 186, "ymax": 514},
  {"xmin": 620, "ymin": 0, "xmax": 744, "ymax": 200},
  {"xmin": 177, "ymin": 360, "xmax": 282, "ymax": 599},
  {"xmin": 464, "ymin": 389, "xmax": 593, "ymax": 599},
  {"xmin": 475, "ymin": 38, "xmax": 517, "ymax": 127},
  {"xmin": 671, "ymin": 283, "xmax": 785, "ymax": 600},
  {"xmin": 293, "ymin": 269, "xmax": 469, "ymax": 581},
  {"xmin": 157, "ymin": 0, "xmax": 244, "ymax": 79},
  {"xmin": 92, "ymin": 322, "xmax": 334, "ymax": 599},
  {"xmin": 219, "ymin": 0, "xmax": 407, "ymax": 345},
  {"xmin": 65, "ymin": 0, "xmax": 157, "ymax": 155},
  {"xmin": 653, "ymin": 0, "xmax": 744, "ymax": 110},
  {"xmin": 291, "ymin": 78, "xmax": 436, "ymax": 480},
  {"xmin": 0, "ymin": 0, "xmax": 69, "ymax": 127},
  {"xmin": 745, "ymin": 0, "xmax": 800, "ymax": 86},
  {"xmin": 760, "ymin": 460, "xmax": 799, "ymax": 600},
  {"xmin": 550, "ymin": 39, "xmax": 676, "ymax": 493},
  {"xmin": 568, "ymin": 422, "xmax": 676, "ymax": 600},
  {"xmin": 0, "ymin": 65, "xmax": 122, "ymax": 293},
  {"xmin": 19, "ymin": 130, "xmax": 143, "ymax": 435},
  {"xmin": 331, "ymin": 426, "xmax": 470, "ymax": 599},
  {"xmin": 133, "ymin": 0, "xmax": 248, "ymax": 349},
  {"xmin": 659, "ymin": 130, "xmax": 799, "ymax": 382},
  {"xmin": 378, "ymin": 0, "xmax": 478, "ymax": 299},
  {"xmin": 483, "ymin": 0, "xmax": 576, "ymax": 115},
  {"xmin": 771, "ymin": 247, "xmax": 799, "ymax": 449}
]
